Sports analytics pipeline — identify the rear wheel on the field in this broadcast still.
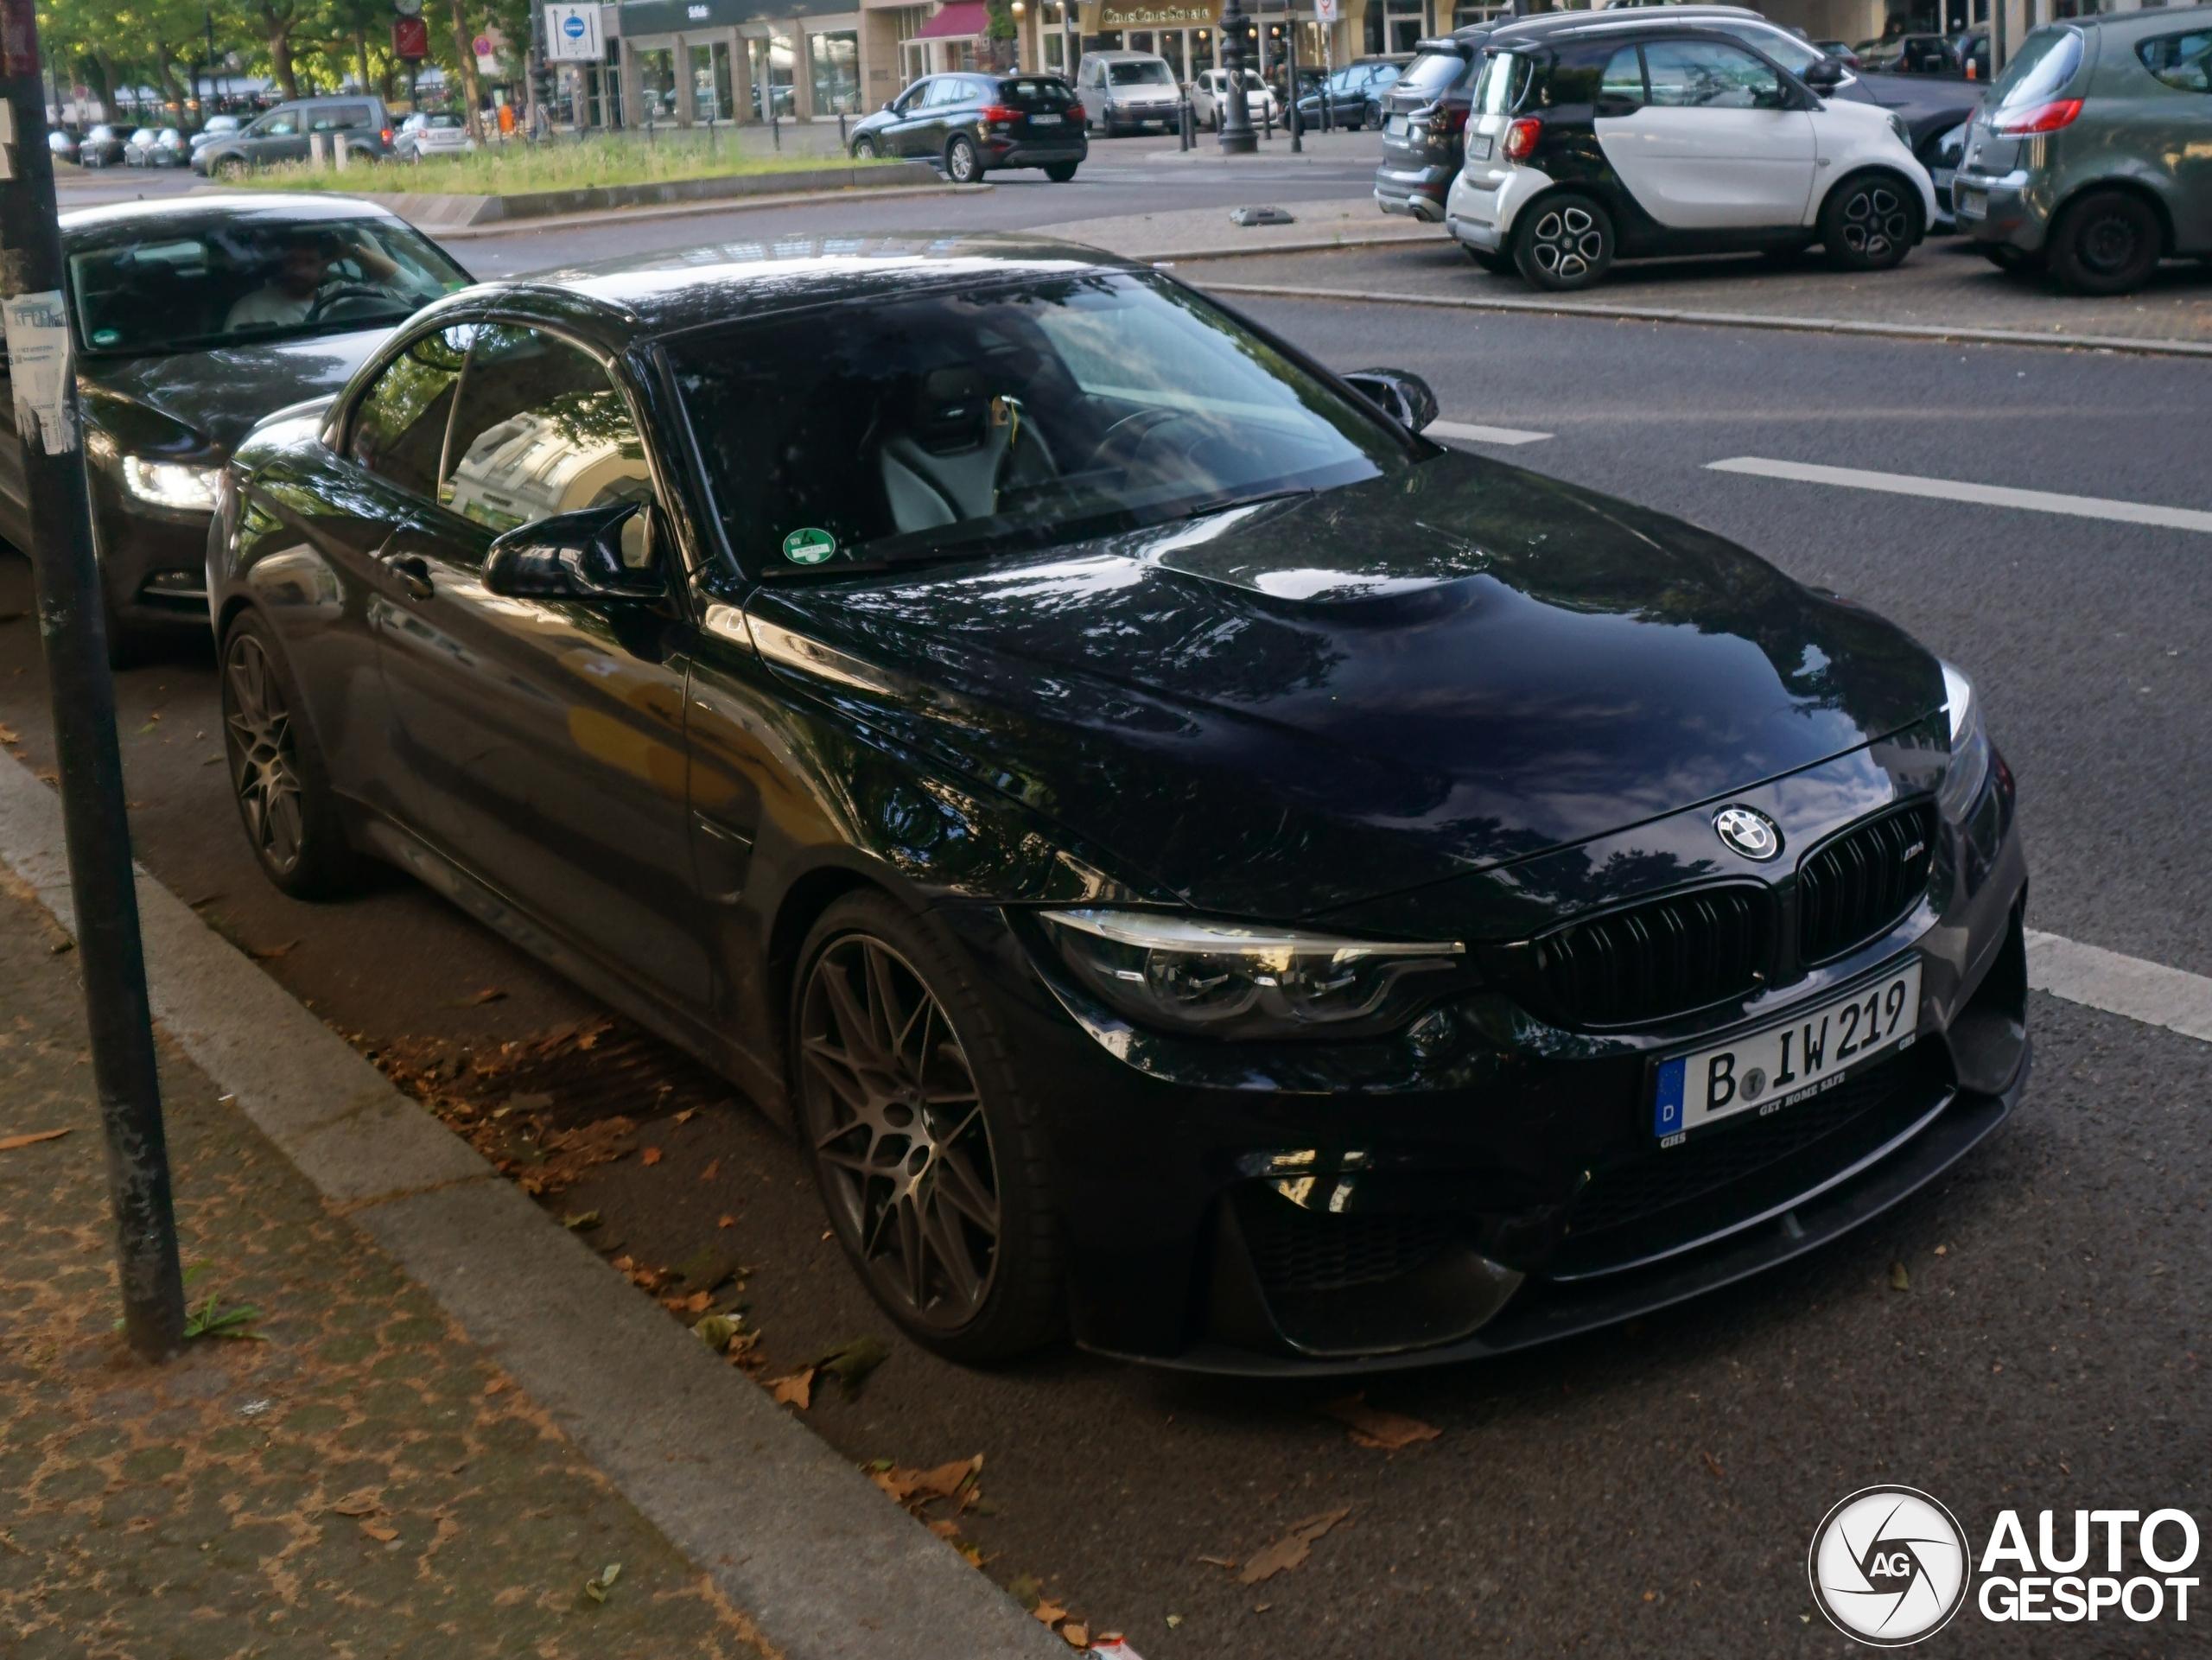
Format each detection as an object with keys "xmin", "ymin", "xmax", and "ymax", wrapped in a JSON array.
[
  {"xmin": 1044, "ymin": 160, "xmax": 1078, "ymax": 182},
  {"xmin": 220, "ymin": 611, "xmax": 367, "ymax": 900},
  {"xmin": 1821, "ymin": 171, "xmax": 1916, "ymax": 270},
  {"xmin": 793, "ymin": 891, "xmax": 1063, "ymax": 1364},
  {"xmin": 215, "ymin": 155, "xmax": 248, "ymax": 180},
  {"xmin": 1513, "ymin": 192, "xmax": 1614, "ymax": 291},
  {"xmin": 945, "ymin": 134, "xmax": 982, "ymax": 182},
  {"xmin": 2045, "ymin": 189, "xmax": 2162, "ymax": 296},
  {"xmin": 1465, "ymin": 245, "xmax": 1512, "ymax": 276}
]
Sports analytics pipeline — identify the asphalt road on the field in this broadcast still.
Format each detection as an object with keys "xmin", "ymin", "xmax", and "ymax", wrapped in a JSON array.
[{"xmin": 3, "ymin": 276, "xmax": 2209, "ymax": 1657}]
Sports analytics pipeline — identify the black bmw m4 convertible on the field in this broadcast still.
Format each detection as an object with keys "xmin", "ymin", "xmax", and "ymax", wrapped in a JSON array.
[{"xmin": 210, "ymin": 234, "xmax": 2029, "ymax": 1373}]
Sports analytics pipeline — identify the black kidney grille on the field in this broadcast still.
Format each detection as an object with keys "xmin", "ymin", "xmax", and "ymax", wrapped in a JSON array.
[
  {"xmin": 1797, "ymin": 802, "xmax": 1937, "ymax": 966},
  {"xmin": 1532, "ymin": 885, "xmax": 1774, "ymax": 1028},
  {"xmin": 1238, "ymin": 1197, "xmax": 1457, "ymax": 1293}
]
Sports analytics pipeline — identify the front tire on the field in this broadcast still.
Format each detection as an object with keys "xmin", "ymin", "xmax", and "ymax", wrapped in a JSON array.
[
  {"xmin": 2045, "ymin": 189, "xmax": 2162, "ymax": 296},
  {"xmin": 1821, "ymin": 171, "xmax": 1916, "ymax": 270},
  {"xmin": 945, "ymin": 133, "xmax": 982, "ymax": 183},
  {"xmin": 215, "ymin": 156, "xmax": 248, "ymax": 180},
  {"xmin": 1513, "ymin": 192, "xmax": 1614, "ymax": 291},
  {"xmin": 792, "ymin": 891, "xmax": 1063, "ymax": 1364},
  {"xmin": 219, "ymin": 611, "xmax": 367, "ymax": 900},
  {"xmin": 851, "ymin": 135, "xmax": 879, "ymax": 160}
]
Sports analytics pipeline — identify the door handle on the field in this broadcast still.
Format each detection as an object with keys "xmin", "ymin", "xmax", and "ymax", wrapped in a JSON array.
[{"xmin": 383, "ymin": 551, "xmax": 434, "ymax": 601}]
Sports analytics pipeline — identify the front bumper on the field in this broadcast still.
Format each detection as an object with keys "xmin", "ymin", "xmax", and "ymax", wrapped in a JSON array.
[
  {"xmin": 942, "ymin": 754, "xmax": 2029, "ymax": 1373},
  {"xmin": 1103, "ymin": 105, "xmax": 1179, "ymax": 131},
  {"xmin": 92, "ymin": 468, "xmax": 215, "ymax": 633}
]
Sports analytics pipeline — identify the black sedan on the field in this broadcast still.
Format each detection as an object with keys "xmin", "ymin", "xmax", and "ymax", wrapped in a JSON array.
[
  {"xmin": 0, "ymin": 194, "xmax": 471, "ymax": 662},
  {"xmin": 211, "ymin": 235, "xmax": 2029, "ymax": 1372},
  {"xmin": 849, "ymin": 72, "xmax": 1084, "ymax": 183}
]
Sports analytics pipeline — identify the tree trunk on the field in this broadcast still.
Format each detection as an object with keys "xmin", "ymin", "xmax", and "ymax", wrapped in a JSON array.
[
  {"xmin": 154, "ymin": 51, "xmax": 191, "ymax": 118},
  {"xmin": 450, "ymin": 0, "xmax": 487, "ymax": 143}
]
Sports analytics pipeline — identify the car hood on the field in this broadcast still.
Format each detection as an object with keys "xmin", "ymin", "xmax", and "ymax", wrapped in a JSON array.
[
  {"xmin": 78, "ymin": 327, "xmax": 389, "ymax": 461},
  {"xmin": 746, "ymin": 450, "xmax": 1943, "ymax": 919}
]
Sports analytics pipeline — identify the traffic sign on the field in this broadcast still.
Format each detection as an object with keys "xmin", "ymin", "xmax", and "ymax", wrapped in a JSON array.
[
  {"xmin": 543, "ymin": 3, "xmax": 603, "ymax": 60},
  {"xmin": 392, "ymin": 16, "xmax": 429, "ymax": 58}
]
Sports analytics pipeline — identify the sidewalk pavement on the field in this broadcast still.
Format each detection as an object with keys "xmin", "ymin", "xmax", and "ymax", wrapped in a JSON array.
[
  {"xmin": 0, "ymin": 869, "xmax": 769, "ymax": 1659},
  {"xmin": 1032, "ymin": 195, "xmax": 1441, "ymax": 263},
  {"xmin": 1173, "ymin": 232, "xmax": 2212, "ymax": 353}
]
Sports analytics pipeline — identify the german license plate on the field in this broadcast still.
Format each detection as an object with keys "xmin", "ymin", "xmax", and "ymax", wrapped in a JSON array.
[
  {"xmin": 1031, "ymin": 112, "xmax": 1062, "ymax": 124},
  {"xmin": 1932, "ymin": 166, "xmax": 1955, "ymax": 190},
  {"xmin": 1467, "ymin": 132, "xmax": 1492, "ymax": 160},
  {"xmin": 1650, "ymin": 959, "xmax": 1922, "ymax": 1145},
  {"xmin": 1388, "ymin": 114, "xmax": 1409, "ymax": 136},
  {"xmin": 1955, "ymin": 186, "xmax": 1986, "ymax": 219}
]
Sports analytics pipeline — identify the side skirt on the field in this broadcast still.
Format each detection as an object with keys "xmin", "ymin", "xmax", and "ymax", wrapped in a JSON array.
[{"xmin": 350, "ymin": 809, "xmax": 792, "ymax": 1132}]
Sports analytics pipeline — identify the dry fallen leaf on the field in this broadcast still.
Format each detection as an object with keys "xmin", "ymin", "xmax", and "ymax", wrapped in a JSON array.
[
  {"xmin": 769, "ymin": 1370, "xmax": 815, "ymax": 1410},
  {"xmin": 327, "ymin": 1489, "xmax": 380, "ymax": 1517},
  {"xmin": 1032, "ymin": 1600, "xmax": 1068, "ymax": 1626},
  {"xmin": 1701, "ymin": 1450, "xmax": 1726, "ymax": 1482},
  {"xmin": 1320, "ymin": 1393, "xmax": 1440, "ymax": 1451},
  {"xmin": 1890, "ymin": 1260, "xmax": 1911, "ymax": 1292},
  {"xmin": 1239, "ymin": 1508, "xmax": 1351, "ymax": 1585},
  {"xmin": 701, "ymin": 1158, "xmax": 721, "ymax": 1181},
  {"xmin": 1196, "ymin": 1555, "xmax": 1238, "ymax": 1570},
  {"xmin": 0, "ymin": 1129, "xmax": 71, "ymax": 1153},
  {"xmin": 0, "ymin": 722, "xmax": 17, "ymax": 744},
  {"xmin": 641, "ymin": 1147, "xmax": 664, "ymax": 1166},
  {"xmin": 247, "ymin": 939, "xmax": 300, "ymax": 961},
  {"xmin": 360, "ymin": 1522, "xmax": 399, "ymax": 1543},
  {"xmin": 675, "ymin": 1107, "xmax": 699, "ymax": 1124},
  {"xmin": 681, "ymin": 1290, "xmax": 714, "ymax": 1314},
  {"xmin": 1061, "ymin": 1624, "xmax": 1089, "ymax": 1648},
  {"xmin": 925, "ymin": 1518, "xmax": 963, "ymax": 1541},
  {"xmin": 918, "ymin": 1455, "xmax": 982, "ymax": 1500},
  {"xmin": 483, "ymin": 1377, "xmax": 512, "ymax": 1396},
  {"xmin": 719, "ymin": 1215, "xmax": 737, "ymax": 1229}
]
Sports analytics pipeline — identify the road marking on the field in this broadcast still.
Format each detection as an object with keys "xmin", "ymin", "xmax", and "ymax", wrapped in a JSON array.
[
  {"xmin": 1707, "ymin": 456, "xmax": 2212, "ymax": 536},
  {"xmin": 2027, "ymin": 931, "xmax": 2212, "ymax": 1046},
  {"xmin": 1429, "ymin": 419, "xmax": 1553, "ymax": 448}
]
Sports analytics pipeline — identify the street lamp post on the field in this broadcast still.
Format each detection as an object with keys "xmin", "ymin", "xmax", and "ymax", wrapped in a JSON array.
[{"xmin": 1217, "ymin": 0, "xmax": 1254, "ymax": 153}]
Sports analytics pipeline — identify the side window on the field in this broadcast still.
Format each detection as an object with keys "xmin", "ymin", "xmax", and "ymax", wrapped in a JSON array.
[
  {"xmin": 893, "ymin": 80, "xmax": 925, "ymax": 111},
  {"xmin": 257, "ymin": 113, "xmax": 297, "ymax": 137},
  {"xmin": 1643, "ymin": 40, "xmax": 1784, "ymax": 109},
  {"xmin": 1600, "ymin": 46, "xmax": 1647, "ymax": 106},
  {"xmin": 442, "ymin": 326, "xmax": 656, "ymax": 559},
  {"xmin": 349, "ymin": 324, "xmax": 474, "ymax": 499},
  {"xmin": 2139, "ymin": 29, "xmax": 2212, "ymax": 93}
]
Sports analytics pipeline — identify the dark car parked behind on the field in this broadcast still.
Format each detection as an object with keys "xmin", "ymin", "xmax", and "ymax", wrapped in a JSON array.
[
  {"xmin": 849, "ymin": 72, "xmax": 1084, "ymax": 183},
  {"xmin": 126, "ymin": 127, "xmax": 190, "ymax": 168},
  {"xmin": 1375, "ymin": 35, "xmax": 1487, "ymax": 222},
  {"xmin": 0, "ymin": 194, "xmax": 470, "ymax": 663},
  {"xmin": 77, "ymin": 124, "xmax": 125, "ymax": 168},
  {"xmin": 193, "ymin": 96, "xmax": 398, "ymax": 176},
  {"xmin": 209, "ymin": 232, "xmax": 2027, "ymax": 1377},
  {"xmin": 1296, "ymin": 53, "xmax": 1413, "ymax": 128}
]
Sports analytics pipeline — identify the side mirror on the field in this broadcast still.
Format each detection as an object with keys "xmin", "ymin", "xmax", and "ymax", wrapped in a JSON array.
[
  {"xmin": 1801, "ymin": 56, "xmax": 1845, "ymax": 91},
  {"xmin": 881, "ymin": 99, "xmax": 893, "ymax": 111},
  {"xmin": 484, "ymin": 499, "xmax": 668, "ymax": 601},
  {"xmin": 1342, "ymin": 367, "xmax": 1440, "ymax": 435}
]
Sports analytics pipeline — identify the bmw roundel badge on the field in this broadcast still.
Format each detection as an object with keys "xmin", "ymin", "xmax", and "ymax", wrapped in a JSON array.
[{"xmin": 1713, "ymin": 805, "xmax": 1782, "ymax": 862}]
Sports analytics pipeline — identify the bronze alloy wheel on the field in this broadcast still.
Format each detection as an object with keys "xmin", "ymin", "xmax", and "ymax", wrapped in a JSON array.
[
  {"xmin": 798, "ymin": 932, "xmax": 1002, "ymax": 1332},
  {"xmin": 1516, "ymin": 194, "xmax": 1613, "ymax": 291},
  {"xmin": 223, "ymin": 630, "xmax": 308, "ymax": 880}
]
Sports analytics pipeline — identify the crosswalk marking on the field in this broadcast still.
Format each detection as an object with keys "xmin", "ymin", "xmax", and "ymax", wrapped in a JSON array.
[
  {"xmin": 1429, "ymin": 419, "xmax": 1554, "ymax": 448},
  {"xmin": 1707, "ymin": 456, "xmax": 2212, "ymax": 536}
]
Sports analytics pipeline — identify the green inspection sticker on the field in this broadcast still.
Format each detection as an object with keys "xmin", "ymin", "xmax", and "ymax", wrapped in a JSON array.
[
  {"xmin": 782, "ymin": 527, "xmax": 838, "ymax": 565},
  {"xmin": 92, "ymin": 328, "xmax": 120, "ymax": 347}
]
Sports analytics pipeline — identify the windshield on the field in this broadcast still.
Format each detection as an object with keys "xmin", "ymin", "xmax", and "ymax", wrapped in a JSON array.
[
  {"xmin": 1992, "ymin": 26, "xmax": 2082, "ymax": 108},
  {"xmin": 670, "ymin": 272, "xmax": 1411, "ymax": 576},
  {"xmin": 1396, "ymin": 49, "xmax": 1471, "ymax": 98},
  {"xmin": 1711, "ymin": 21, "xmax": 1827, "ymax": 74},
  {"xmin": 66, "ymin": 214, "xmax": 472, "ymax": 357},
  {"xmin": 1108, "ymin": 60, "xmax": 1173, "ymax": 85}
]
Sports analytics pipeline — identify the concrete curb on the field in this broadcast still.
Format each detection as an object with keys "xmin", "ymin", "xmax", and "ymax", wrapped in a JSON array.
[
  {"xmin": 333, "ymin": 159, "xmax": 944, "ymax": 226},
  {"xmin": 1135, "ymin": 229, "xmax": 1443, "ymax": 263},
  {"xmin": 1195, "ymin": 279, "xmax": 2212, "ymax": 359},
  {"xmin": 0, "ymin": 753, "xmax": 1058, "ymax": 1660}
]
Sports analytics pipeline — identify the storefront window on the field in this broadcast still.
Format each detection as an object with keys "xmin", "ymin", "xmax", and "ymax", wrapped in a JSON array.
[
  {"xmin": 690, "ymin": 42, "xmax": 734, "ymax": 121},
  {"xmin": 751, "ymin": 34, "xmax": 795, "ymax": 118},
  {"xmin": 1191, "ymin": 26, "xmax": 1214, "ymax": 73},
  {"xmin": 634, "ymin": 47, "xmax": 678, "ymax": 121},
  {"xmin": 810, "ymin": 30, "xmax": 860, "ymax": 114}
]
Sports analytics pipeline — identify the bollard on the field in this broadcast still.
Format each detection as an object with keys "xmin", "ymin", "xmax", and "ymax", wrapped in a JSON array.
[
  {"xmin": 334, "ymin": 136, "xmax": 349, "ymax": 169},
  {"xmin": 839, "ymin": 110, "xmax": 847, "ymax": 143},
  {"xmin": 309, "ymin": 130, "xmax": 330, "ymax": 168},
  {"xmin": 1179, "ymin": 95, "xmax": 1192, "ymax": 149},
  {"xmin": 771, "ymin": 105, "xmax": 779, "ymax": 149}
]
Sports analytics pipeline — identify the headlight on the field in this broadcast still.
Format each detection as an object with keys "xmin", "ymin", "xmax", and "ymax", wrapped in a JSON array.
[
  {"xmin": 1888, "ymin": 111, "xmax": 1912, "ymax": 149},
  {"xmin": 1039, "ymin": 909, "xmax": 1465, "ymax": 1040},
  {"xmin": 1936, "ymin": 659, "xmax": 1991, "ymax": 822},
  {"xmin": 121, "ymin": 456, "xmax": 222, "ymax": 512}
]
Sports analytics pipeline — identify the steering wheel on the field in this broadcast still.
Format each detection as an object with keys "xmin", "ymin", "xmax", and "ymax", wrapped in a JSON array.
[
  {"xmin": 1086, "ymin": 405, "xmax": 1188, "ymax": 471},
  {"xmin": 307, "ymin": 283, "xmax": 399, "ymax": 324}
]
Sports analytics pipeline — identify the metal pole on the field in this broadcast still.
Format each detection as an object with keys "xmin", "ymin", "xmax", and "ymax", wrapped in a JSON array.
[
  {"xmin": 0, "ymin": 0, "xmax": 186, "ymax": 1365},
  {"xmin": 1286, "ymin": 12, "xmax": 1299, "ymax": 151},
  {"xmin": 1217, "ymin": 0, "xmax": 1253, "ymax": 152}
]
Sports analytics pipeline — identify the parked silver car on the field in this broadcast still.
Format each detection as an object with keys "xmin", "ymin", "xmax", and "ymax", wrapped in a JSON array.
[{"xmin": 1076, "ymin": 51, "xmax": 1182, "ymax": 136}]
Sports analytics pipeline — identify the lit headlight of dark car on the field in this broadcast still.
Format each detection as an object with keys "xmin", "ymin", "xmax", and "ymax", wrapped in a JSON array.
[
  {"xmin": 120, "ymin": 455, "xmax": 223, "ymax": 512},
  {"xmin": 1039, "ymin": 909, "xmax": 1465, "ymax": 1040},
  {"xmin": 1936, "ymin": 659, "xmax": 1990, "ymax": 822}
]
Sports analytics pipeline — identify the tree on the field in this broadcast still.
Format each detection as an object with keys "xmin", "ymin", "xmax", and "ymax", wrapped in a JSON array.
[{"xmin": 248, "ymin": 0, "xmax": 319, "ymax": 99}]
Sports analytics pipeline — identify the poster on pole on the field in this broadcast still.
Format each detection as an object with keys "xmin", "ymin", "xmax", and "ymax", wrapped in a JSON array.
[
  {"xmin": 392, "ymin": 16, "xmax": 430, "ymax": 59},
  {"xmin": 543, "ymin": 3, "xmax": 604, "ymax": 61},
  {"xmin": 1315, "ymin": 0, "xmax": 1338, "ymax": 22}
]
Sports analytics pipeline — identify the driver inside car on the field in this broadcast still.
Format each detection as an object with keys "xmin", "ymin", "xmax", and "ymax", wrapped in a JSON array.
[{"xmin": 224, "ymin": 230, "xmax": 440, "ymax": 332}]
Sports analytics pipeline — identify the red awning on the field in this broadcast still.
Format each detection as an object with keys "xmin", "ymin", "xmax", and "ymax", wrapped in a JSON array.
[{"xmin": 913, "ymin": 1, "xmax": 989, "ymax": 39}]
